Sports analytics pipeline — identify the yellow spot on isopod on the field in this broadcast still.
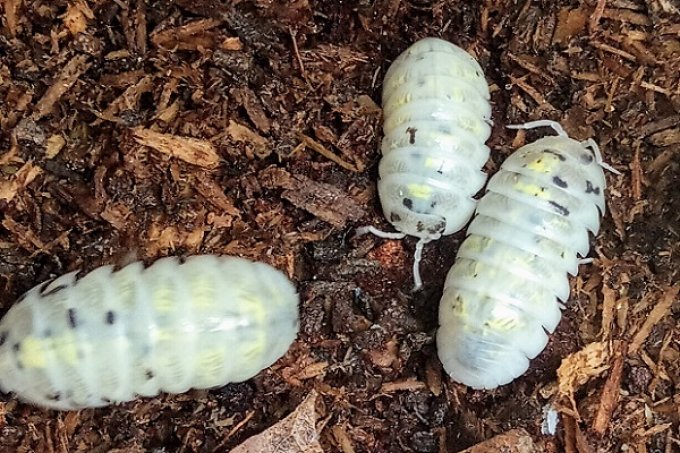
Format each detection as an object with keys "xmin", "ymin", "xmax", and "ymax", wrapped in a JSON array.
[
  {"xmin": 152, "ymin": 285, "xmax": 174, "ymax": 312},
  {"xmin": 526, "ymin": 155, "xmax": 559, "ymax": 173},
  {"xmin": 18, "ymin": 333, "xmax": 80, "ymax": 368},
  {"xmin": 407, "ymin": 184, "xmax": 433, "ymax": 199},
  {"xmin": 514, "ymin": 180, "xmax": 550, "ymax": 199}
]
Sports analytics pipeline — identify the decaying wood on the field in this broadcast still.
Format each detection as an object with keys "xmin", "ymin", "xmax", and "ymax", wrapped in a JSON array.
[
  {"xmin": 32, "ymin": 55, "xmax": 91, "ymax": 120},
  {"xmin": 132, "ymin": 127, "xmax": 221, "ymax": 169},
  {"xmin": 261, "ymin": 167, "xmax": 366, "ymax": 228},
  {"xmin": 593, "ymin": 341, "xmax": 627, "ymax": 435}
]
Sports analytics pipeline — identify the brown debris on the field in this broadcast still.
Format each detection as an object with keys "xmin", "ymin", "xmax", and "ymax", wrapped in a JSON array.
[
  {"xmin": 62, "ymin": 0, "xmax": 94, "ymax": 36},
  {"xmin": 297, "ymin": 133, "xmax": 364, "ymax": 173},
  {"xmin": 32, "ymin": 55, "xmax": 91, "ymax": 120},
  {"xmin": 132, "ymin": 127, "xmax": 221, "ymax": 169},
  {"xmin": 94, "ymin": 75, "xmax": 155, "ymax": 124},
  {"xmin": 554, "ymin": 7, "xmax": 589, "ymax": 44},
  {"xmin": 0, "ymin": 161, "xmax": 42, "ymax": 203},
  {"xmin": 458, "ymin": 429, "xmax": 538, "ymax": 453},
  {"xmin": 593, "ymin": 341, "xmax": 627, "ymax": 436},
  {"xmin": 151, "ymin": 18, "xmax": 223, "ymax": 51},
  {"xmin": 1, "ymin": 0, "xmax": 22, "ymax": 36},
  {"xmin": 261, "ymin": 167, "xmax": 366, "ymax": 228},
  {"xmin": 629, "ymin": 285, "xmax": 679, "ymax": 355},
  {"xmin": 226, "ymin": 120, "xmax": 271, "ymax": 159},
  {"xmin": 557, "ymin": 342, "xmax": 611, "ymax": 418},
  {"xmin": 229, "ymin": 391, "xmax": 323, "ymax": 453}
]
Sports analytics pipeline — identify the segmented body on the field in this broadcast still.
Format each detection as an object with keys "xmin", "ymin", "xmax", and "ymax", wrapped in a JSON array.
[
  {"xmin": 436, "ymin": 122, "xmax": 615, "ymax": 389},
  {"xmin": 361, "ymin": 37, "xmax": 492, "ymax": 289},
  {"xmin": 0, "ymin": 255, "xmax": 299, "ymax": 410}
]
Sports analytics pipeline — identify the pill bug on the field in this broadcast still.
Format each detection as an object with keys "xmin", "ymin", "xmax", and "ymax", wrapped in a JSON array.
[
  {"xmin": 0, "ymin": 255, "xmax": 299, "ymax": 410},
  {"xmin": 436, "ymin": 120, "xmax": 619, "ymax": 389},
  {"xmin": 357, "ymin": 37, "xmax": 492, "ymax": 290}
]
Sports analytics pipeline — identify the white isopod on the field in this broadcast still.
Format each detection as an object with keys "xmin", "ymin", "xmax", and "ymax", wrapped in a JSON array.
[
  {"xmin": 358, "ymin": 37, "xmax": 492, "ymax": 290},
  {"xmin": 436, "ymin": 120, "xmax": 619, "ymax": 389},
  {"xmin": 0, "ymin": 255, "xmax": 299, "ymax": 410}
]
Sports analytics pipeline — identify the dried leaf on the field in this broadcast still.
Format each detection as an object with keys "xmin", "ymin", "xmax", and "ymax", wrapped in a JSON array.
[
  {"xmin": 229, "ymin": 391, "xmax": 322, "ymax": 453},
  {"xmin": 459, "ymin": 429, "xmax": 538, "ymax": 453},
  {"xmin": 557, "ymin": 342, "xmax": 611, "ymax": 417}
]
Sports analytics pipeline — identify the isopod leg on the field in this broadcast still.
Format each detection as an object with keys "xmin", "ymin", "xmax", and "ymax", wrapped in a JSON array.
[
  {"xmin": 354, "ymin": 226, "xmax": 407, "ymax": 240},
  {"xmin": 581, "ymin": 138, "xmax": 621, "ymax": 175},
  {"xmin": 507, "ymin": 120, "xmax": 568, "ymax": 137},
  {"xmin": 578, "ymin": 257, "xmax": 595, "ymax": 265}
]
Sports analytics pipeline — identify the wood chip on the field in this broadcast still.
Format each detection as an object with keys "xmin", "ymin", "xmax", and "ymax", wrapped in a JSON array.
[
  {"xmin": 0, "ymin": 161, "xmax": 42, "ymax": 203},
  {"xmin": 230, "ymin": 87, "xmax": 271, "ymax": 133},
  {"xmin": 260, "ymin": 167, "xmax": 366, "ymax": 228},
  {"xmin": 3, "ymin": 0, "xmax": 22, "ymax": 36},
  {"xmin": 459, "ymin": 429, "xmax": 538, "ymax": 453},
  {"xmin": 593, "ymin": 341, "xmax": 627, "ymax": 435},
  {"xmin": 151, "ymin": 18, "xmax": 222, "ymax": 50},
  {"xmin": 94, "ymin": 75, "xmax": 154, "ymax": 124},
  {"xmin": 297, "ymin": 133, "xmax": 362, "ymax": 173},
  {"xmin": 226, "ymin": 120, "xmax": 271, "ymax": 159},
  {"xmin": 379, "ymin": 378, "xmax": 427, "ymax": 394},
  {"xmin": 132, "ymin": 127, "xmax": 221, "ymax": 169},
  {"xmin": 32, "ymin": 55, "xmax": 91, "ymax": 120},
  {"xmin": 629, "ymin": 285, "xmax": 679, "ymax": 354}
]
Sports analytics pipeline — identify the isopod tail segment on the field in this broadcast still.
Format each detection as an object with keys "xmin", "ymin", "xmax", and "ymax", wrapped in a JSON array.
[
  {"xmin": 354, "ymin": 225, "xmax": 440, "ymax": 291},
  {"xmin": 507, "ymin": 120, "xmax": 621, "ymax": 175}
]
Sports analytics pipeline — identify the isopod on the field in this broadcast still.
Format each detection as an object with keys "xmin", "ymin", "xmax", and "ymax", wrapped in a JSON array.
[
  {"xmin": 357, "ymin": 37, "xmax": 492, "ymax": 290},
  {"xmin": 436, "ymin": 120, "xmax": 619, "ymax": 389},
  {"xmin": 0, "ymin": 255, "xmax": 299, "ymax": 410}
]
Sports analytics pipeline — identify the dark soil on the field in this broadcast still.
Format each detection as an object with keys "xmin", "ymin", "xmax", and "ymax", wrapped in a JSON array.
[{"xmin": 0, "ymin": 1, "xmax": 678, "ymax": 452}]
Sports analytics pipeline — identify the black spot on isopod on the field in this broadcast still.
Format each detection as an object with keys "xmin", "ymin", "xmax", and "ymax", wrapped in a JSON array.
[
  {"xmin": 47, "ymin": 392, "xmax": 62, "ymax": 401},
  {"xmin": 13, "ymin": 343, "xmax": 20, "ymax": 352},
  {"xmin": 543, "ymin": 149, "xmax": 567, "ymax": 161},
  {"xmin": 585, "ymin": 180, "xmax": 601, "ymax": 195},
  {"xmin": 42, "ymin": 284, "xmax": 68, "ymax": 297},
  {"xmin": 407, "ymin": 127, "xmax": 417, "ymax": 144},
  {"xmin": 105, "ymin": 311, "xmax": 116, "ymax": 325},
  {"xmin": 403, "ymin": 198, "xmax": 414, "ymax": 209},
  {"xmin": 15, "ymin": 293, "xmax": 27, "ymax": 304},
  {"xmin": 390, "ymin": 212, "xmax": 402, "ymax": 222},
  {"xmin": 38, "ymin": 281, "xmax": 53, "ymax": 296},
  {"xmin": 0, "ymin": 332, "xmax": 6, "ymax": 346},
  {"xmin": 552, "ymin": 176, "xmax": 568, "ymax": 188},
  {"xmin": 416, "ymin": 221, "xmax": 425, "ymax": 232},
  {"xmin": 67, "ymin": 308, "xmax": 79, "ymax": 328},
  {"xmin": 549, "ymin": 201, "xmax": 570, "ymax": 216},
  {"xmin": 430, "ymin": 200, "xmax": 437, "ymax": 209},
  {"xmin": 580, "ymin": 152, "xmax": 594, "ymax": 164},
  {"xmin": 145, "ymin": 370, "xmax": 155, "ymax": 380}
]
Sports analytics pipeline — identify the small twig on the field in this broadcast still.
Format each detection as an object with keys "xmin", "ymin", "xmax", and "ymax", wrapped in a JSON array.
[
  {"xmin": 297, "ymin": 132, "xmax": 361, "ymax": 173},
  {"xmin": 290, "ymin": 26, "xmax": 312, "ymax": 88}
]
